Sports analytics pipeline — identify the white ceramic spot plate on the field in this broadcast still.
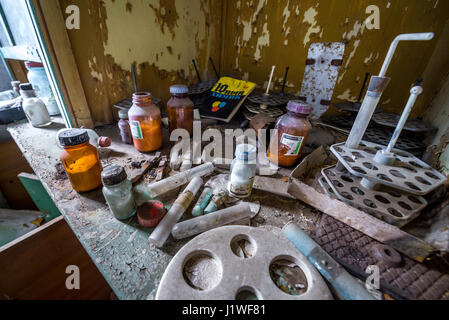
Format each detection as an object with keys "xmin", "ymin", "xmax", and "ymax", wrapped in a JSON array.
[{"xmin": 155, "ymin": 226, "xmax": 333, "ymax": 300}]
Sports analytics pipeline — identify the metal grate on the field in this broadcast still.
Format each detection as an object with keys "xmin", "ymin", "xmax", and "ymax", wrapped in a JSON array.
[
  {"xmin": 331, "ymin": 141, "xmax": 447, "ymax": 195},
  {"xmin": 320, "ymin": 166, "xmax": 427, "ymax": 227},
  {"xmin": 372, "ymin": 112, "xmax": 436, "ymax": 133}
]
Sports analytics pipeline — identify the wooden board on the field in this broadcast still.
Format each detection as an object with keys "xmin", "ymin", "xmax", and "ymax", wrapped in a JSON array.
[
  {"xmin": 0, "ymin": 140, "xmax": 37, "ymax": 210},
  {"xmin": 0, "ymin": 216, "xmax": 112, "ymax": 300},
  {"xmin": 31, "ymin": 0, "xmax": 93, "ymax": 128}
]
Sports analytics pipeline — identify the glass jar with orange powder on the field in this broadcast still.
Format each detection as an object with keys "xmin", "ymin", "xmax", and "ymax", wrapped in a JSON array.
[
  {"xmin": 128, "ymin": 92, "xmax": 163, "ymax": 152},
  {"xmin": 268, "ymin": 101, "xmax": 312, "ymax": 167},
  {"xmin": 58, "ymin": 129, "xmax": 103, "ymax": 192},
  {"xmin": 167, "ymin": 84, "xmax": 194, "ymax": 135}
]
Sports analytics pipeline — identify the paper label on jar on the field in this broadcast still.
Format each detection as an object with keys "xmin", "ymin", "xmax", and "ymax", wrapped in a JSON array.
[
  {"xmin": 229, "ymin": 177, "xmax": 255, "ymax": 197},
  {"xmin": 280, "ymin": 133, "xmax": 304, "ymax": 156},
  {"xmin": 130, "ymin": 120, "xmax": 143, "ymax": 140}
]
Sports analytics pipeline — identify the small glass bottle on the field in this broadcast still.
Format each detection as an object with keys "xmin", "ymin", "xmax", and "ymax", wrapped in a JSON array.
[
  {"xmin": 228, "ymin": 144, "xmax": 257, "ymax": 199},
  {"xmin": 167, "ymin": 84, "xmax": 194, "ymax": 135},
  {"xmin": 101, "ymin": 165, "xmax": 136, "ymax": 220},
  {"xmin": 118, "ymin": 109, "xmax": 133, "ymax": 144},
  {"xmin": 128, "ymin": 92, "xmax": 163, "ymax": 152},
  {"xmin": 19, "ymin": 83, "xmax": 52, "ymax": 128},
  {"xmin": 268, "ymin": 101, "xmax": 312, "ymax": 167},
  {"xmin": 59, "ymin": 129, "xmax": 103, "ymax": 192},
  {"xmin": 25, "ymin": 61, "xmax": 60, "ymax": 115}
]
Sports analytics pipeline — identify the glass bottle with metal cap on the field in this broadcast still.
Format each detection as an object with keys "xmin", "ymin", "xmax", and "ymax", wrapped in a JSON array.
[
  {"xmin": 59, "ymin": 129, "xmax": 103, "ymax": 192},
  {"xmin": 268, "ymin": 101, "xmax": 312, "ymax": 167},
  {"xmin": 167, "ymin": 84, "xmax": 194, "ymax": 135},
  {"xmin": 101, "ymin": 165, "xmax": 136, "ymax": 220},
  {"xmin": 118, "ymin": 109, "xmax": 133, "ymax": 144},
  {"xmin": 20, "ymin": 83, "xmax": 52, "ymax": 128}
]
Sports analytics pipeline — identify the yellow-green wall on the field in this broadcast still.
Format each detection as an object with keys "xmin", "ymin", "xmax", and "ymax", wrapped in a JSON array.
[{"xmin": 61, "ymin": 0, "xmax": 449, "ymax": 125}]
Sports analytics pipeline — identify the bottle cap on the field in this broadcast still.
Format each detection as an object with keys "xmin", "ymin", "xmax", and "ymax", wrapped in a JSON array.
[
  {"xmin": 287, "ymin": 100, "xmax": 312, "ymax": 115},
  {"xmin": 58, "ymin": 128, "xmax": 90, "ymax": 147},
  {"xmin": 98, "ymin": 136, "xmax": 111, "ymax": 147},
  {"xmin": 235, "ymin": 144, "xmax": 257, "ymax": 161},
  {"xmin": 25, "ymin": 61, "xmax": 44, "ymax": 69},
  {"xmin": 101, "ymin": 165, "xmax": 127, "ymax": 186},
  {"xmin": 118, "ymin": 109, "xmax": 129, "ymax": 119},
  {"xmin": 170, "ymin": 84, "xmax": 189, "ymax": 95},
  {"xmin": 137, "ymin": 200, "xmax": 167, "ymax": 227},
  {"xmin": 19, "ymin": 83, "xmax": 34, "ymax": 91}
]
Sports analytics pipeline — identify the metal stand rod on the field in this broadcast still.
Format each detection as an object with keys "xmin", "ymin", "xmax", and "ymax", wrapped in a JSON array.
[
  {"xmin": 345, "ymin": 33, "xmax": 434, "ymax": 150},
  {"xmin": 386, "ymin": 85, "xmax": 423, "ymax": 153}
]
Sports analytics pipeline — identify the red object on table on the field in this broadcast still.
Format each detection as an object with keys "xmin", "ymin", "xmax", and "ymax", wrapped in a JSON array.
[{"xmin": 137, "ymin": 200, "xmax": 167, "ymax": 228}]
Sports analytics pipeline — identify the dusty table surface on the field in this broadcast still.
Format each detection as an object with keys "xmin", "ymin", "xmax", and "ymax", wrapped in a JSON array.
[{"xmin": 7, "ymin": 117, "xmax": 319, "ymax": 300}]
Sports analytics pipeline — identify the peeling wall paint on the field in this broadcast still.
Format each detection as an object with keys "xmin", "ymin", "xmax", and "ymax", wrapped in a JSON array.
[
  {"xmin": 60, "ymin": 0, "xmax": 222, "ymax": 125},
  {"xmin": 222, "ymin": 0, "xmax": 449, "ymax": 118},
  {"xmin": 61, "ymin": 0, "xmax": 449, "ymax": 126}
]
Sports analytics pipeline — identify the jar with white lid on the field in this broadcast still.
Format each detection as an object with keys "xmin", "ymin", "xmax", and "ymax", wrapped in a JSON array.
[
  {"xmin": 20, "ymin": 83, "xmax": 52, "ymax": 128},
  {"xmin": 228, "ymin": 144, "xmax": 257, "ymax": 198}
]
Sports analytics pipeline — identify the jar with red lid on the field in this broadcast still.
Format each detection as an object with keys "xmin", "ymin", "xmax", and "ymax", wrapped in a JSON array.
[
  {"xmin": 268, "ymin": 101, "xmax": 312, "ymax": 167},
  {"xmin": 167, "ymin": 84, "xmax": 194, "ymax": 135},
  {"xmin": 128, "ymin": 92, "xmax": 163, "ymax": 152}
]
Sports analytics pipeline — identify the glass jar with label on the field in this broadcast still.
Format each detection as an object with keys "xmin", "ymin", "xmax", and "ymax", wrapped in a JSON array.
[
  {"xmin": 268, "ymin": 101, "xmax": 312, "ymax": 167},
  {"xmin": 58, "ymin": 129, "xmax": 103, "ymax": 192},
  {"xmin": 167, "ymin": 84, "xmax": 194, "ymax": 135},
  {"xmin": 25, "ymin": 61, "xmax": 60, "ymax": 115},
  {"xmin": 102, "ymin": 165, "xmax": 136, "ymax": 220},
  {"xmin": 118, "ymin": 109, "xmax": 133, "ymax": 144},
  {"xmin": 20, "ymin": 83, "xmax": 52, "ymax": 128},
  {"xmin": 228, "ymin": 144, "xmax": 257, "ymax": 198},
  {"xmin": 128, "ymin": 92, "xmax": 163, "ymax": 152}
]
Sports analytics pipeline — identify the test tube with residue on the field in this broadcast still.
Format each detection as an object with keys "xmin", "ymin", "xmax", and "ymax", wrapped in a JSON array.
[
  {"xmin": 133, "ymin": 162, "xmax": 214, "ymax": 206},
  {"xmin": 192, "ymin": 187, "xmax": 213, "ymax": 217},
  {"xmin": 204, "ymin": 189, "xmax": 228, "ymax": 214},
  {"xmin": 172, "ymin": 203, "xmax": 252, "ymax": 240},
  {"xmin": 149, "ymin": 177, "xmax": 203, "ymax": 248}
]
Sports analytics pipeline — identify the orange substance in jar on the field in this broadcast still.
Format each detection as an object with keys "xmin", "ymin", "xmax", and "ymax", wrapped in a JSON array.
[
  {"xmin": 167, "ymin": 85, "xmax": 194, "ymax": 136},
  {"xmin": 128, "ymin": 92, "xmax": 163, "ymax": 152},
  {"xmin": 61, "ymin": 142, "xmax": 103, "ymax": 192},
  {"xmin": 268, "ymin": 101, "xmax": 312, "ymax": 167}
]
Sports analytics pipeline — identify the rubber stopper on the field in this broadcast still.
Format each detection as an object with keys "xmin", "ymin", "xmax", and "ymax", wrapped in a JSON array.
[
  {"xmin": 98, "ymin": 136, "xmax": 111, "ymax": 147},
  {"xmin": 137, "ymin": 200, "xmax": 167, "ymax": 228}
]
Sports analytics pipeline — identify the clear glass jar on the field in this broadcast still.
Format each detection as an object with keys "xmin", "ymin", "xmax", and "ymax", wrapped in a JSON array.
[
  {"xmin": 268, "ymin": 101, "xmax": 312, "ymax": 167},
  {"xmin": 25, "ymin": 61, "xmax": 60, "ymax": 115},
  {"xmin": 128, "ymin": 92, "xmax": 163, "ymax": 152},
  {"xmin": 20, "ymin": 83, "xmax": 52, "ymax": 128},
  {"xmin": 228, "ymin": 144, "xmax": 257, "ymax": 198},
  {"xmin": 167, "ymin": 84, "xmax": 194, "ymax": 135},
  {"xmin": 102, "ymin": 165, "xmax": 136, "ymax": 220},
  {"xmin": 118, "ymin": 109, "xmax": 133, "ymax": 144},
  {"xmin": 59, "ymin": 129, "xmax": 103, "ymax": 192}
]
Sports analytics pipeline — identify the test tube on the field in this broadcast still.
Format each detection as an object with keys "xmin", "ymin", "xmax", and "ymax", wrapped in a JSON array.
[
  {"xmin": 204, "ymin": 189, "xmax": 228, "ymax": 214},
  {"xmin": 171, "ymin": 203, "xmax": 252, "ymax": 240},
  {"xmin": 149, "ymin": 177, "xmax": 203, "ymax": 248},
  {"xmin": 192, "ymin": 187, "xmax": 213, "ymax": 217},
  {"xmin": 133, "ymin": 162, "xmax": 214, "ymax": 206}
]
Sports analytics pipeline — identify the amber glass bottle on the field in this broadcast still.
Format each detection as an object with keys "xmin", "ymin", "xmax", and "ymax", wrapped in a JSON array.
[
  {"xmin": 128, "ymin": 92, "xmax": 163, "ymax": 152},
  {"xmin": 268, "ymin": 101, "xmax": 312, "ymax": 167},
  {"xmin": 59, "ymin": 129, "xmax": 103, "ymax": 192},
  {"xmin": 167, "ymin": 84, "xmax": 194, "ymax": 135}
]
